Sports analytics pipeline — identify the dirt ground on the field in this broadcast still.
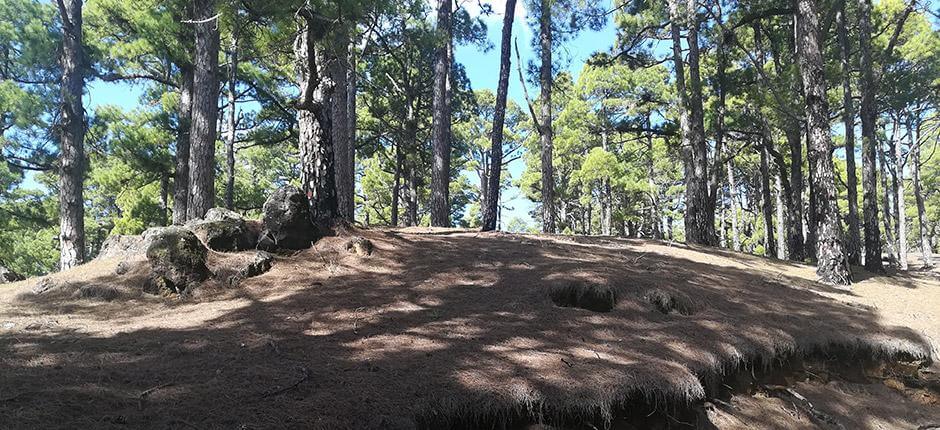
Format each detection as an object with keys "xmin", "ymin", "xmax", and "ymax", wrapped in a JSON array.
[{"xmin": 1, "ymin": 229, "xmax": 938, "ymax": 429}]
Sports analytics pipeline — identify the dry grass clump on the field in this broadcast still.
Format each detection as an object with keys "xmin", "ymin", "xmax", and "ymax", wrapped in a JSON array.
[
  {"xmin": 549, "ymin": 281, "xmax": 617, "ymax": 312},
  {"xmin": 643, "ymin": 287, "xmax": 699, "ymax": 315}
]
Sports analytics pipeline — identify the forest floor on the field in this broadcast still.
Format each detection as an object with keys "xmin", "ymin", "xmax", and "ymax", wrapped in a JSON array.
[{"xmin": 1, "ymin": 228, "xmax": 939, "ymax": 429}]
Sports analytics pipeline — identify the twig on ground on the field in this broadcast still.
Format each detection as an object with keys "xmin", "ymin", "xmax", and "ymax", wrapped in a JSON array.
[
  {"xmin": 632, "ymin": 252, "xmax": 649, "ymax": 264},
  {"xmin": 261, "ymin": 366, "xmax": 310, "ymax": 398},
  {"xmin": 138, "ymin": 382, "xmax": 173, "ymax": 410},
  {"xmin": 139, "ymin": 382, "xmax": 173, "ymax": 399},
  {"xmin": 561, "ymin": 358, "xmax": 574, "ymax": 368}
]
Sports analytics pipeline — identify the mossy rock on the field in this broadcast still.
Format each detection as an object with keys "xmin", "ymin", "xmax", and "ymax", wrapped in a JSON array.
[
  {"xmin": 262, "ymin": 186, "xmax": 314, "ymax": 250},
  {"xmin": 146, "ymin": 227, "xmax": 210, "ymax": 295},
  {"xmin": 550, "ymin": 282, "xmax": 617, "ymax": 312}
]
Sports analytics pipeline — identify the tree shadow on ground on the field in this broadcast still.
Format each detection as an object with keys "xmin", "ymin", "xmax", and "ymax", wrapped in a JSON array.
[{"xmin": 0, "ymin": 231, "xmax": 933, "ymax": 429}]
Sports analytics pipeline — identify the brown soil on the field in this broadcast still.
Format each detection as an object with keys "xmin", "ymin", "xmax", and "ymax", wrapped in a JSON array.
[{"xmin": 0, "ymin": 229, "xmax": 938, "ymax": 429}]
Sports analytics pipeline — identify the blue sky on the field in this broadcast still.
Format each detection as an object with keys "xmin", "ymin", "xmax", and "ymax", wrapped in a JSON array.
[{"xmin": 456, "ymin": 0, "xmax": 617, "ymax": 227}]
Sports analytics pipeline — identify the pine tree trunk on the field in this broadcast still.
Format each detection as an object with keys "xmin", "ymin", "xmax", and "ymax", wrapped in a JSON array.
[
  {"xmin": 911, "ymin": 117, "xmax": 934, "ymax": 267},
  {"xmin": 295, "ymin": 10, "xmax": 338, "ymax": 223},
  {"xmin": 897, "ymin": 118, "xmax": 908, "ymax": 270},
  {"xmin": 880, "ymin": 139, "xmax": 898, "ymax": 265},
  {"xmin": 172, "ymin": 12, "xmax": 194, "ymax": 226},
  {"xmin": 670, "ymin": 0, "xmax": 712, "ymax": 246},
  {"xmin": 805, "ymin": 132, "xmax": 818, "ymax": 260},
  {"xmin": 482, "ymin": 0, "xmax": 516, "ymax": 232},
  {"xmin": 391, "ymin": 141, "xmax": 401, "ymax": 227},
  {"xmin": 647, "ymin": 116, "xmax": 662, "ymax": 240},
  {"xmin": 430, "ymin": 0, "xmax": 453, "ymax": 227},
  {"xmin": 775, "ymin": 171, "xmax": 787, "ymax": 259},
  {"xmin": 857, "ymin": 0, "xmax": 884, "ymax": 272},
  {"xmin": 727, "ymin": 160, "xmax": 740, "ymax": 252},
  {"xmin": 685, "ymin": 0, "xmax": 714, "ymax": 246},
  {"xmin": 538, "ymin": 0, "xmax": 556, "ymax": 233},
  {"xmin": 56, "ymin": 0, "xmax": 85, "ymax": 270},
  {"xmin": 837, "ymin": 5, "xmax": 861, "ymax": 265},
  {"xmin": 408, "ymin": 165, "xmax": 418, "ymax": 226},
  {"xmin": 764, "ymin": 21, "xmax": 806, "ymax": 261},
  {"xmin": 796, "ymin": 0, "xmax": 851, "ymax": 284},
  {"xmin": 346, "ymin": 42, "xmax": 358, "ymax": 220},
  {"xmin": 760, "ymin": 144, "xmax": 777, "ymax": 258},
  {"xmin": 224, "ymin": 32, "xmax": 237, "ymax": 210},
  {"xmin": 601, "ymin": 121, "xmax": 611, "ymax": 236},
  {"xmin": 187, "ymin": 0, "xmax": 219, "ymax": 221},
  {"xmin": 332, "ymin": 33, "xmax": 354, "ymax": 221}
]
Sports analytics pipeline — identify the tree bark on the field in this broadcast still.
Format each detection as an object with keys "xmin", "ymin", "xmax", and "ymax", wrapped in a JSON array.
[
  {"xmin": 224, "ymin": 31, "xmax": 238, "ymax": 210},
  {"xmin": 795, "ymin": 0, "xmax": 851, "ymax": 285},
  {"xmin": 805, "ymin": 131, "xmax": 818, "ymax": 260},
  {"xmin": 669, "ymin": 0, "xmax": 713, "ymax": 246},
  {"xmin": 172, "ymin": 9, "xmax": 194, "ymax": 226},
  {"xmin": 647, "ymin": 115, "xmax": 662, "ymax": 240},
  {"xmin": 538, "ymin": 0, "xmax": 556, "ymax": 233},
  {"xmin": 56, "ymin": 0, "xmax": 85, "ymax": 270},
  {"xmin": 897, "ymin": 118, "xmax": 908, "ymax": 270},
  {"xmin": 391, "ymin": 141, "xmax": 402, "ymax": 227},
  {"xmin": 345, "ymin": 41, "xmax": 358, "ymax": 220},
  {"xmin": 295, "ymin": 9, "xmax": 338, "ymax": 223},
  {"xmin": 837, "ymin": 5, "xmax": 861, "ymax": 265},
  {"xmin": 727, "ymin": 160, "xmax": 740, "ymax": 251},
  {"xmin": 332, "ymin": 33, "xmax": 354, "ymax": 221},
  {"xmin": 430, "ymin": 0, "xmax": 453, "ymax": 227},
  {"xmin": 186, "ymin": 0, "xmax": 219, "ymax": 221},
  {"xmin": 857, "ymin": 0, "xmax": 884, "ymax": 272},
  {"xmin": 775, "ymin": 170, "xmax": 787, "ymax": 259},
  {"xmin": 911, "ymin": 116, "xmax": 934, "ymax": 268},
  {"xmin": 764, "ymin": 20, "xmax": 806, "ymax": 261},
  {"xmin": 482, "ymin": 0, "xmax": 516, "ymax": 232},
  {"xmin": 880, "ymin": 141, "xmax": 898, "ymax": 265},
  {"xmin": 685, "ymin": 0, "xmax": 713, "ymax": 246},
  {"xmin": 760, "ymin": 143, "xmax": 777, "ymax": 258}
]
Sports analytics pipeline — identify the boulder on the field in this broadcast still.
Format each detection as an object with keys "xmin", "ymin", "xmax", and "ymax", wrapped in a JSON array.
[
  {"xmin": 97, "ymin": 234, "xmax": 153, "ymax": 259},
  {"xmin": 0, "ymin": 264, "xmax": 24, "ymax": 284},
  {"xmin": 215, "ymin": 251, "xmax": 275, "ymax": 286},
  {"xmin": 145, "ymin": 226, "xmax": 210, "ymax": 295},
  {"xmin": 262, "ymin": 186, "xmax": 314, "ymax": 250},
  {"xmin": 187, "ymin": 208, "xmax": 257, "ymax": 252},
  {"xmin": 203, "ymin": 207, "xmax": 244, "ymax": 223}
]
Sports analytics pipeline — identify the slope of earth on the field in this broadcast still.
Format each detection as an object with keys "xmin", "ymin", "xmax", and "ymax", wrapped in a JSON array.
[{"xmin": 0, "ymin": 229, "xmax": 937, "ymax": 429}]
